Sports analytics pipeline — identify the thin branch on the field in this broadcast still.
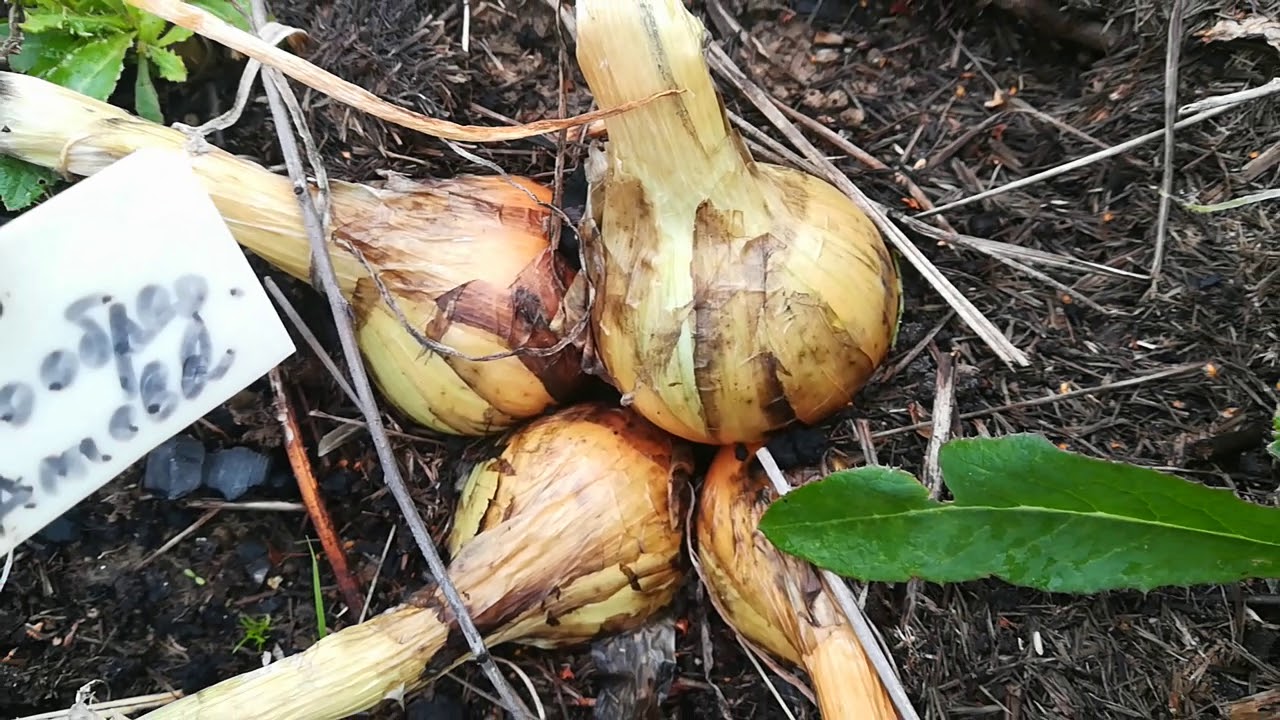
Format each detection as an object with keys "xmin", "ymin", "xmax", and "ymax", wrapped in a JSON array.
[
  {"xmin": 243, "ymin": 2, "xmax": 533, "ymax": 716},
  {"xmin": 1179, "ymin": 77, "xmax": 1280, "ymax": 114},
  {"xmin": 268, "ymin": 366, "xmax": 365, "ymax": 616},
  {"xmin": 756, "ymin": 447, "xmax": 921, "ymax": 720},
  {"xmin": 871, "ymin": 361, "xmax": 1207, "ymax": 438},
  {"xmin": 1150, "ymin": 0, "xmax": 1186, "ymax": 293},
  {"xmin": 915, "ymin": 100, "xmax": 1244, "ymax": 220}
]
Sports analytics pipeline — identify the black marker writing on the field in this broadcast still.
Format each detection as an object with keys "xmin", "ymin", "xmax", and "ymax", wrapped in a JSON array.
[
  {"xmin": 38, "ymin": 439, "xmax": 111, "ymax": 493},
  {"xmin": 0, "ymin": 383, "xmax": 34, "ymax": 427},
  {"xmin": 0, "ymin": 475, "xmax": 35, "ymax": 534},
  {"xmin": 40, "ymin": 349, "xmax": 78, "ymax": 391},
  {"xmin": 108, "ymin": 405, "xmax": 140, "ymax": 442},
  {"xmin": 1, "ymin": 273, "xmax": 246, "ymax": 526},
  {"xmin": 64, "ymin": 295, "xmax": 113, "ymax": 369}
]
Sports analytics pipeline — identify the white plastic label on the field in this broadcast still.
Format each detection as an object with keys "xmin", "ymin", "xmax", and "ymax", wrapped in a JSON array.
[{"xmin": 0, "ymin": 148, "xmax": 296, "ymax": 555}]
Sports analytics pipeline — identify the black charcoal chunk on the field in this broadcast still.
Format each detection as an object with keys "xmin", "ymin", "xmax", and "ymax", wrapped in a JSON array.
[
  {"xmin": 143, "ymin": 435, "xmax": 207, "ymax": 499},
  {"xmin": 237, "ymin": 539, "xmax": 272, "ymax": 586},
  {"xmin": 203, "ymin": 447, "xmax": 271, "ymax": 501}
]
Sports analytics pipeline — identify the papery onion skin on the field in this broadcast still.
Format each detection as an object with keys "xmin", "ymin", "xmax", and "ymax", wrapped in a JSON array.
[
  {"xmin": 138, "ymin": 402, "xmax": 692, "ymax": 720},
  {"xmin": 0, "ymin": 71, "xmax": 585, "ymax": 436},
  {"xmin": 697, "ymin": 444, "xmax": 897, "ymax": 719},
  {"xmin": 573, "ymin": 0, "xmax": 901, "ymax": 446}
]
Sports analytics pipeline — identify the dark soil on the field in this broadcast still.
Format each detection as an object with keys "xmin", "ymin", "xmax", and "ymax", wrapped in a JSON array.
[{"xmin": 3, "ymin": 0, "xmax": 1279, "ymax": 718}]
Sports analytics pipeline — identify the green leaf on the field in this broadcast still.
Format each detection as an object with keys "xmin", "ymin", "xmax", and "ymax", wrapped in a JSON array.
[
  {"xmin": 144, "ymin": 45, "xmax": 186, "ymax": 82},
  {"xmin": 133, "ymin": 55, "xmax": 162, "ymax": 122},
  {"xmin": 43, "ymin": 30, "xmax": 133, "ymax": 101},
  {"xmin": 184, "ymin": 0, "xmax": 251, "ymax": 32},
  {"xmin": 7, "ymin": 26, "xmax": 82, "ymax": 75},
  {"xmin": 758, "ymin": 434, "xmax": 1280, "ymax": 594},
  {"xmin": 135, "ymin": 9, "xmax": 168, "ymax": 44},
  {"xmin": 0, "ymin": 156, "xmax": 61, "ymax": 211},
  {"xmin": 20, "ymin": 12, "xmax": 129, "ymax": 35},
  {"xmin": 155, "ymin": 23, "xmax": 194, "ymax": 47}
]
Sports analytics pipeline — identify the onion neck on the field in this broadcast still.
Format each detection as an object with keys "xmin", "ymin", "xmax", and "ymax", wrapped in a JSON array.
[
  {"xmin": 575, "ymin": 0, "xmax": 773, "ymax": 235},
  {"xmin": 138, "ymin": 606, "xmax": 450, "ymax": 720},
  {"xmin": 800, "ymin": 612, "xmax": 897, "ymax": 719}
]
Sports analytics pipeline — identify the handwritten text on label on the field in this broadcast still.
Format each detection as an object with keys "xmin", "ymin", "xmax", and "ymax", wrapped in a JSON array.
[{"xmin": 0, "ymin": 148, "xmax": 295, "ymax": 555}]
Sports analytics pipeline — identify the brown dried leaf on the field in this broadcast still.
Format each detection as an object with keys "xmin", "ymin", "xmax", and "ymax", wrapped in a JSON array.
[{"xmin": 1198, "ymin": 15, "xmax": 1280, "ymax": 54}]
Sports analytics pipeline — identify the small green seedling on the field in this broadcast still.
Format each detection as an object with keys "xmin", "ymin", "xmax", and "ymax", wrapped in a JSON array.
[
  {"xmin": 232, "ymin": 613, "xmax": 272, "ymax": 654},
  {"xmin": 306, "ymin": 538, "xmax": 328, "ymax": 640}
]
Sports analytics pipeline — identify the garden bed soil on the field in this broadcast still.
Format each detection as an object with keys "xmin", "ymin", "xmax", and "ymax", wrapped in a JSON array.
[{"xmin": 2, "ymin": 0, "xmax": 1279, "ymax": 718}]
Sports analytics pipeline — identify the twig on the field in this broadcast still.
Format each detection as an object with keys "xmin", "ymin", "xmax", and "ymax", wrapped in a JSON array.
[
  {"xmin": 734, "ymin": 633, "xmax": 800, "ymax": 720},
  {"xmin": 893, "ymin": 214, "xmax": 1147, "ymax": 280},
  {"xmin": 124, "ymin": 0, "xmax": 678, "ymax": 144},
  {"xmin": 915, "ymin": 100, "xmax": 1244, "ymax": 220},
  {"xmin": 901, "ymin": 346, "xmax": 956, "ymax": 631},
  {"xmin": 770, "ymin": 100, "xmax": 958, "ymax": 234},
  {"xmin": 268, "ymin": 366, "xmax": 365, "ymax": 616},
  {"xmin": 262, "ymin": 276, "xmax": 360, "ymax": 407},
  {"xmin": 359, "ymin": 525, "xmax": 396, "ymax": 624},
  {"xmin": 182, "ymin": 499, "xmax": 307, "ymax": 512},
  {"xmin": 921, "ymin": 346, "xmax": 957, "ymax": 499},
  {"xmin": 870, "ymin": 361, "xmax": 1207, "ymax": 438},
  {"xmin": 1179, "ymin": 77, "xmax": 1280, "ymax": 114},
  {"xmin": 876, "ymin": 311, "xmax": 956, "ymax": 386},
  {"xmin": 1150, "ymin": 0, "xmax": 1186, "ymax": 294},
  {"xmin": 243, "ymin": 2, "xmax": 533, "ymax": 716},
  {"xmin": 855, "ymin": 419, "xmax": 879, "ymax": 465},
  {"xmin": 756, "ymin": 448, "xmax": 920, "ymax": 720},
  {"xmin": 133, "ymin": 508, "xmax": 222, "ymax": 571}
]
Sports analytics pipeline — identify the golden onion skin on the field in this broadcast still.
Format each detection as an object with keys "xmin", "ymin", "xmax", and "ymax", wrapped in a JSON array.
[
  {"xmin": 139, "ymin": 402, "xmax": 692, "ymax": 720},
  {"xmin": 574, "ymin": 0, "xmax": 901, "ymax": 445},
  {"xmin": 343, "ymin": 174, "xmax": 585, "ymax": 435},
  {"xmin": 0, "ymin": 71, "xmax": 585, "ymax": 437},
  {"xmin": 697, "ymin": 444, "xmax": 897, "ymax": 719}
]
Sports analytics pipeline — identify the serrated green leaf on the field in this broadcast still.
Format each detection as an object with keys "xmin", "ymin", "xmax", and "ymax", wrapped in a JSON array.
[
  {"xmin": 20, "ymin": 12, "xmax": 129, "ymax": 35},
  {"xmin": 133, "ymin": 55, "xmax": 162, "ymax": 122},
  {"xmin": 155, "ymin": 23, "xmax": 194, "ymax": 47},
  {"xmin": 7, "ymin": 28, "xmax": 82, "ymax": 75},
  {"xmin": 136, "ymin": 9, "xmax": 168, "ymax": 43},
  {"xmin": 0, "ymin": 156, "xmax": 61, "ymax": 211},
  {"xmin": 185, "ymin": 0, "xmax": 251, "ymax": 31},
  {"xmin": 44, "ymin": 30, "xmax": 133, "ymax": 101},
  {"xmin": 758, "ymin": 434, "xmax": 1280, "ymax": 594},
  {"xmin": 144, "ymin": 45, "xmax": 186, "ymax": 82}
]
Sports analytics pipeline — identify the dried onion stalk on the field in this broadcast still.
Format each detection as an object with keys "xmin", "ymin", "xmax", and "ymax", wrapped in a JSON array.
[
  {"xmin": 138, "ymin": 402, "xmax": 692, "ymax": 719},
  {"xmin": 573, "ymin": 0, "xmax": 902, "ymax": 445},
  {"xmin": 0, "ymin": 71, "xmax": 584, "ymax": 436},
  {"xmin": 696, "ymin": 444, "xmax": 896, "ymax": 719}
]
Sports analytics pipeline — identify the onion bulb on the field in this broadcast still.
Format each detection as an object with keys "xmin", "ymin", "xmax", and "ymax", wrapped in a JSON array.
[
  {"xmin": 696, "ymin": 444, "xmax": 896, "ymax": 719},
  {"xmin": 138, "ymin": 402, "xmax": 693, "ymax": 719},
  {"xmin": 0, "ymin": 70, "xmax": 584, "ymax": 436},
  {"xmin": 573, "ymin": 0, "xmax": 902, "ymax": 445}
]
